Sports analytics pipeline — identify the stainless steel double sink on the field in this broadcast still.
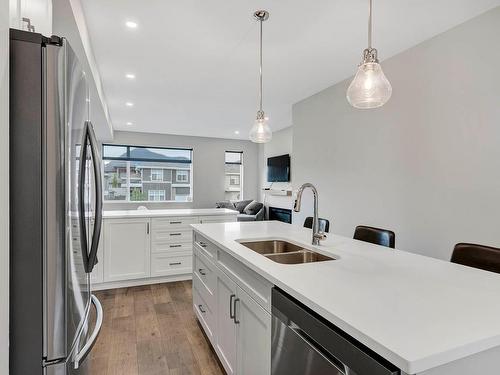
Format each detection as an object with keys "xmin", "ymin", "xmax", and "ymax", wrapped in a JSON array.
[{"xmin": 238, "ymin": 240, "xmax": 335, "ymax": 264}]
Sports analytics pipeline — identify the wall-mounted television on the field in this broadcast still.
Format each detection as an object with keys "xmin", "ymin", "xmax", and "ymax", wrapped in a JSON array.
[{"xmin": 267, "ymin": 154, "xmax": 290, "ymax": 182}]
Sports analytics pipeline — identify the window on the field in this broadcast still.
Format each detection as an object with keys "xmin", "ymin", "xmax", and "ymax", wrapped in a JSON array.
[
  {"xmin": 225, "ymin": 151, "xmax": 243, "ymax": 201},
  {"xmin": 103, "ymin": 144, "xmax": 193, "ymax": 203},
  {"xmin": 176, "ymin": 170, "xmax": 189, "ymax": 182},
  {"xmin": 151, "ymin": 169, "xmax": 163, "ymax": 181},
  {"xmin": 148, "ymin": 190, "xmax": 165, "ymax": 201}
]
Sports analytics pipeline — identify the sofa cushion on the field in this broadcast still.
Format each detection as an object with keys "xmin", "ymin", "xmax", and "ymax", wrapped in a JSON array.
[
  {"xmin": 234, "ymin": 199, "xmax": 253, "ymax": 213},
  {"xmin": 244, "ymin": 201, "xmax": 264, "ymax": 216},
  {"xmin": 216, "ymin": 201, "xmax": 236, "ymax": 210}
]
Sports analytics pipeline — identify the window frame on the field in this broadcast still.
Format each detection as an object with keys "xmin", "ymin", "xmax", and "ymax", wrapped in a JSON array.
[
  {"xmin": 102, "ymin": 144, "xmax": 193, "ymax": 203},
  {"xmin": 224, "ymin": 151, "xmax": 243, "ymax": 200}
]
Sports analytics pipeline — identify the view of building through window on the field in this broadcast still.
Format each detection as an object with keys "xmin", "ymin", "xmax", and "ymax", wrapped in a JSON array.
[
  {"xmin": 225, "ymin": 151, "xmax": 243, "ymax": 201},
  {"xmin": 103, "ymin": 144, "xmax": 193, "ymax": 202}
]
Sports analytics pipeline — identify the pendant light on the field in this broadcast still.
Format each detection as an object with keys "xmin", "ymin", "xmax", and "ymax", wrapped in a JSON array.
[
  {"xmin": 249, "ymin": 10, "xmax": 272, "ymax": 143},
  {"xmin": 347, "ymin": 0, "xmax": 392, "ymax": 109}
]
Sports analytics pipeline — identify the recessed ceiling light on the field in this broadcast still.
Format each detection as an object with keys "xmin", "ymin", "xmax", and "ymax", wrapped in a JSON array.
[
  {"xmin": 234, "ymin": 131, "xmax": 240, "ymax": 135},
  {"xmin": 125, "ymin": 21, "xmax": 138, "ymax": 29},
  {"xmin": 126, "ymin": 102, "xmax": 134, "ymax": 107},
  {"xmin": 125, "ymin": 73, "xmax": 135, "ymax": 79},
  {"xmin": 126, "ymin": 122, "xmax": 133, "ymax": 126}
]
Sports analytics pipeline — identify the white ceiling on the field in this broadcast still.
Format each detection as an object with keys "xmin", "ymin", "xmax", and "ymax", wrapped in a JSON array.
[{"xmin": 81, "ymin": 0, "xmax": 500, "ymax": 140}]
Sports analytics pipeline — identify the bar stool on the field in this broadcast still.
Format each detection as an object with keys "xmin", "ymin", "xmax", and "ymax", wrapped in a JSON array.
[
  {"xmin": 303, "ymin": 217, "xmax": 330, "ymax": 233},
  {"xmin": 353, "ymin": 225, "xmax": 395, "ymax": 248},
  {"xmin": 451, "ymin": 243, "xmax": 500, "ymax": 274}
]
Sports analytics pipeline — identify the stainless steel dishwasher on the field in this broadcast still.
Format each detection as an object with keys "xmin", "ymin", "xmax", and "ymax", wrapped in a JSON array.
[{"xmin": 271, "ymin": 288, "xmax": 400, "ymax": 375}]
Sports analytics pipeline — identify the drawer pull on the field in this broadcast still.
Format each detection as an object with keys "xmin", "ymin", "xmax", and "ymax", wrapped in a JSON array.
[
  {"xmin": 197, "ymin": 241, "xmax": 207, "ymax": 248},
  {"xmin": 170, "ymin": 221, "xmax": 182, "ymax": 224},
  {"xmin": 198, "ymin": 268, "xmax": 206, "ymax": 276},
  {"xmin": 198, "ymin": 304, "xmax": 206, "ymax": 314},
  {"xmin": 229, "ymin": 294, "xmax": 236, "ymax": 319},
  {"xmin": 169, "ymin": 262, "xmax": 182, "ymax": 266},
  {"xmin": 169, "ymin": 244, "xmax": 182, "ymax": 248},
  {"xmin": 170, "ymin": 233, "xmax": 182, "ymax": 236}
]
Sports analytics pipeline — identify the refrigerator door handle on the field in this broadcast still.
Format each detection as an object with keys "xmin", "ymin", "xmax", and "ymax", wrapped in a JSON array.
[
  {"xmin": 86, "ymin": 121, "xmax": 102, "ymax": 273},
  {"xmin": 78, "ymin": 122, "xmax": 91, "ymax": 273},
  {"xmin": 74, "ymin": 295, "xmax": 103, "ymax": 369}
]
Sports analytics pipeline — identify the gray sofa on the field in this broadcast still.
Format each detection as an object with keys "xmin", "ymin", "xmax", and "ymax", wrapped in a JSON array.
[{"xmin": 216, "ymin": 199, "xmax": 265, "ymax": 222}]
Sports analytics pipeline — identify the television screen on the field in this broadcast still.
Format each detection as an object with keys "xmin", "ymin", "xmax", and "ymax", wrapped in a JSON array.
[{"xmin": 267, "ymin": 154, "xmax": 290, "ymax": 182}]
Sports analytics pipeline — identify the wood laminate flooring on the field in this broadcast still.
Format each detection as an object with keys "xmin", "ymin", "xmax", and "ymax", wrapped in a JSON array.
[{"xmin": 88, "ymin": 281, "xmax": 225, "ymax": 375}]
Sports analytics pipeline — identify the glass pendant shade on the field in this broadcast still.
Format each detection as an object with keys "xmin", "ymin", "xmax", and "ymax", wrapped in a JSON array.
[
  {"xmin": 347, "ymin": 61, "xmax": 392, "ymax": 109},
  {"xmin": 249, "ymin": 115, "xmax": 272, "ymax": 143}
]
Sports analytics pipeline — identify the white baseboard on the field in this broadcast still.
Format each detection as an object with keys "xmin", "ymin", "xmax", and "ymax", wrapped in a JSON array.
[{"xmin": 92, "ymin": 273, "xmax": 192, "ymax": 291}]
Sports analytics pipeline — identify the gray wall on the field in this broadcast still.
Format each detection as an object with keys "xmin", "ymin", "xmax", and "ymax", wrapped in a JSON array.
[
  {"xmin": 0, "ymin": 0, "xmax": 8, "ymax": 371},
  {"xmin": 104, "ymin": 131, "xmax": 260, "ymax": 210},
  {"xmin": 292, "ymin": 7, "xmax": 500, "ymax": 260}
]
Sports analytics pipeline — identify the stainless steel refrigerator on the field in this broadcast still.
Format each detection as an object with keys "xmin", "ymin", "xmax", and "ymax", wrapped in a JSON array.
[{"xmin": 9, "ymin": 29, "xmax": 103, "ymax": 374}]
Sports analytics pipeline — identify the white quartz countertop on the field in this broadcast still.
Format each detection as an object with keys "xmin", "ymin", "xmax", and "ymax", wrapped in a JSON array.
[
  {"xmin": 103, "ymin": 208, "xmax": 237, "ymax": 219},
  {"xmin": 191, "ymin": 221, "xmax": 500, "ymax": 374}
]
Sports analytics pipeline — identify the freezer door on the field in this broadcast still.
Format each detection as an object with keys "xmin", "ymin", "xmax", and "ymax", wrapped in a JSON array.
[{"xmin": 65, "ymin": 39, "xmax": 92, "ymax": 358}]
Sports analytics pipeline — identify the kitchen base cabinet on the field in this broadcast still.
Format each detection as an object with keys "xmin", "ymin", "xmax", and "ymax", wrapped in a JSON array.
[
  {"xmin": 236, "ymin": 285, "xmax": 271, "ymax": 375},
  {"xmin": 193, "ymin": 233, "xmax": 272, "ymax": 375},
  {"xmin": 93, "ymin": 210, "xmax": 237, "ymax": 290},
  {"xmin": 103, "ymin": 218, "xmax": 150, "ymax": 282},
  {"xmin": 215, "ymin": 268, "xmax": 238, "ymax": 375}
]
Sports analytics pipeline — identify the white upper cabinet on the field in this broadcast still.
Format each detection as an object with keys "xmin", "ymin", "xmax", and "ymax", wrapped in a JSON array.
[{"xmin": 10, "ymin": 0, "xmax": 52, "ymax": 36}]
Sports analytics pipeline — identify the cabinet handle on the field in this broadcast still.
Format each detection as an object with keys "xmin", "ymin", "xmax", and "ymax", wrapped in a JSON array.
[
  {"xmin": 198, "ymin": 304, "xmax": 206, "ymax": 314},
  {"xmin": 233, "ymin": 298, "xmax": 240, "ymax": 324},
  {"xmin": 170, "ymin": 233, "xmax": 181, "ymax": 236},
  {"xmin": 169, "ymin": 244, "xmax": 182, "ymax": 248},
  {"xmin": 198, "ymin": 241, "xmax": 207, "ymax": 248},
  {"xmin": 170, "ymin": 221, "xmax": 182, "ymax": 224},
  {"xmin": 198, "ymin": 268, "xmax": 206, "ymax": 276},
  {"xmin": 229, "ymin": 294, "xmax": 235, "ymax": 320},
  {"xmin": 147, "ymin": 222, "xmax": 150, "ymax": 234},
  {"xmin": 169, "ymin": 262, "xmax": 182, "ymax": 266}
]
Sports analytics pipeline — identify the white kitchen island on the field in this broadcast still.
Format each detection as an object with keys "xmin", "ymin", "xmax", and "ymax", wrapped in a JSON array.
[
  {"xmin": 191, "ymin": 220, "xmax": 500, "ymax": 375},
  {"xmin": 91, "ymin": 208, "xmax": 237, "ymax": 290}
]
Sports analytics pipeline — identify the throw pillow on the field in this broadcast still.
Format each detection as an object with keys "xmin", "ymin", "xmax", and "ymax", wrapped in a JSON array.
[
  {"xmin": 235, "ymin": 199, "xmax": 253, "ymax": 213},
  {"xmin": 244, "ymin": 201, "xmax": 264, "ymax": 215}
]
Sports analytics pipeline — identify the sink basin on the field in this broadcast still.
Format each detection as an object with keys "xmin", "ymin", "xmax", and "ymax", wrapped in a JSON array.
[
  {"xmin": 264, "ymin": 250, "xmax": 333, "ymax": 264},
  {"xmin": 239, "ymin": 240, "xmax": 304, "ymax": 255},
  {"xmin": 238, "ymin": 240, "xmax": 335, "ymax": 264}
]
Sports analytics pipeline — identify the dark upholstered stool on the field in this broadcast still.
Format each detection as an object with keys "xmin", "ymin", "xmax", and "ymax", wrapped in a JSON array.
[{"xmin": 353, "ymin": 225, "xmax": 395, "ymax": 248}]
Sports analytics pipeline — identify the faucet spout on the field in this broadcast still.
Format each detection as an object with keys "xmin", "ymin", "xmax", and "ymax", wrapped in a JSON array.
[{"xmin": 294, "ymin": 183, "xmax": 326, "ymax": 246}]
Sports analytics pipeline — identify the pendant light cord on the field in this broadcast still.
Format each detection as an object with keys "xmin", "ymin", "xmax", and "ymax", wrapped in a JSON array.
[
  {"xmin": 259, "ymin": 19, "xmax": 263, "ymax": 112},
  {"xmin": 368, "ymin": 0, "xmax": 373, "ymax": 48}
]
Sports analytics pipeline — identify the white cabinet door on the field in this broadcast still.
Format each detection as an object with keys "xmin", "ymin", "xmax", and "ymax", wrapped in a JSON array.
[
  {"xmin": 11, "ymin": 0, "xmax": 52, "ymax": 36},
  {"xmin": 103, "ymin": 218, "xmax": 150, "ymax": 282},
  {"xmin": 236, "ymin": 286, "xmax": 272, "ymax": 375},
  {"xmin": 215, "ymin": 268, "xmax": 238, "ymax": 375}
]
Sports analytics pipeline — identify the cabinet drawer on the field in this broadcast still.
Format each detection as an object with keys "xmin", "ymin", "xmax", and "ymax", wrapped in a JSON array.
[
  {"xmin": 217, "ymin": 250, "xmax": 272, "ymax": 313},
  {"xmin": 152, "ymin": 242, "xmax": 192, "ymax": 254},
  {"xmin": 193, "ymin": 287, "xmax": 215, "ymax": 344},
  {"xmin": 152, "ymin": 216, "xmax": 199, "ymax": 230},
  {"xmin": 193, "ymin": 271, "xmax": 215, "ymax": 313},
  {"xmin": 194, "ymin": 248, "xmax": 216, "ymax": 295},
  {"xmin": 151, "ymin": 252, "xmax": 192, "ymax": 277},
  {"xmin": 193, "ymin": 232, "xmax": 218, "ymax": 260},
  {"xmin": 153, "ymin": 228, "xmax": 193, "ymax": 244}
]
